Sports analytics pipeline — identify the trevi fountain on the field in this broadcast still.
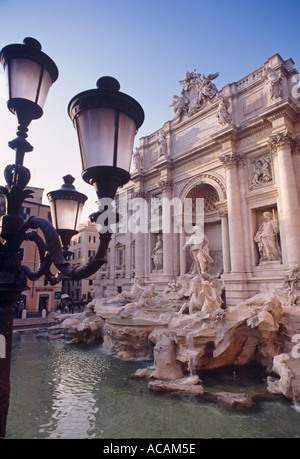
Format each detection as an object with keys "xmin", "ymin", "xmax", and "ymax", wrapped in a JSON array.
[{"xmin": 39, "ymin": 228, "xmax": 300, "ymax": 415}]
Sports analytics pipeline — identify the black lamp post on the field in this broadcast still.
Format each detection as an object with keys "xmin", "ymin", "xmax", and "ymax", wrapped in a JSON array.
[{"xmin": 0, "ymin": 37, "xmax": 144, "ymax": 437}]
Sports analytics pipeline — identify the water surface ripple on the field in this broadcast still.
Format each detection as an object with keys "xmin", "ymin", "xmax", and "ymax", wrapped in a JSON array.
[{"xmin": 6, "ymin": 333, "xmax": 300, "ymax": 439}]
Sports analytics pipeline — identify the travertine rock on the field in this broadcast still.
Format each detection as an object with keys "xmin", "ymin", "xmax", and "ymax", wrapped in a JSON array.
[
  {"xmin": 215, "ymin": 391, "xmax": 255, "ymax": 411},
  {"xmin": 151, "ymin": 335, "xmax": 184, "ymax": 380},
  {"xmin": 55, "ymin": 280, "xmax": 300, "ymax": 405},
  {"xmin": 148, "ymin": 375, "xmax": 205, "ymax": 395},
  {"xmin": 103, "ymin": 322, "xmax": 154, "ymax": 360},
  {"xmin": 59, "ymin": 311, "xmax": 104, "ymax": 343}
]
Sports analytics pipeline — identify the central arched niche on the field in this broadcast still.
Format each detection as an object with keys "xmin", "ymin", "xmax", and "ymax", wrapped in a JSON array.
[{"xmin": 184, "ymin": 183, "xmax": 222, "ymax": 276}]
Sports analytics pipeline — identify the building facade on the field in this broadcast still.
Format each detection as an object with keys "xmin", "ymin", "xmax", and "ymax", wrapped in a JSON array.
[
  {"xmin": 62, "ymin": 220, "xmax": 98, "ymax": 303},
  {"xmin": 95, "ymin": 54, "xmax": 300, "ymax": 307}
]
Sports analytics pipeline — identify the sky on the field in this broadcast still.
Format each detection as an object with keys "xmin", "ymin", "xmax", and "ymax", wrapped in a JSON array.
[{"xmin": 0, "ymin": 0, "xmax": 300, "ymax": 222}]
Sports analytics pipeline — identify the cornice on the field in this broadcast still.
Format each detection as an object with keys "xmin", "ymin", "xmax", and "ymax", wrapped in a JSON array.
[
  {"xmin": 245, "ymin": 187, "xmax": 278, "ymax": 205},
  {"xmin": 259, "ymin": 97, "xmax": 299, "ymax": 124},
  {"xmin": 211, "ymin": 125, "xmax": 238, "ymax": 145},
  {"xmin": 236, "ymin": 118, "xmax": 272, "ymax": 142}
]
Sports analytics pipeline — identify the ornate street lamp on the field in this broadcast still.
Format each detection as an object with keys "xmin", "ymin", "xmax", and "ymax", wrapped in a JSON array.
[
  {"xmin": 47, "ymin": 174, "xmax": 88, "ymax": 255},
  {"xmin": 0, "ymin": 37, "xmax": 58, "ymax": 165},
  {"xmin": 0, "ymin": 37, "xmax": 144, "ymax": 438},
  {"xmin": 68, "ymin": 76, "xmax": 144, "ymax": 202}
]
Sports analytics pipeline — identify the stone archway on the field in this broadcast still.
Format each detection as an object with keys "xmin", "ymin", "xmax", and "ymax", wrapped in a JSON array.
[
  {"xmin": 179, "ymin": 173, "xmax": 226, "ymax": 203},
  {"xmin": 185, "ymin": 183, "xmax": 220, "ymax": 217},
  {"xmin": 180, "ymin": 180, "xmax": 224, "ymax": 276}
]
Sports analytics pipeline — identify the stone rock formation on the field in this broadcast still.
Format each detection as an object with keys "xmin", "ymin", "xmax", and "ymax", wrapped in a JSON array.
[{"xmin": 53, "ymin": 272, "xmax": 300, "ymax": 407}]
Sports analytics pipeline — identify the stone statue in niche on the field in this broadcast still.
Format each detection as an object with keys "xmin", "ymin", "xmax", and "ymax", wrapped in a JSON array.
[
  {"xmin": 216, "ymin": 93, "xmax": 232, "ymax": 126},
  {"xmin": 254, "ymin": 210, "xmax": 281, "ymax": 263},
  {"xmin": 151, "ymin": 234, "xmax": 163, "ymax": 272},
  {"xmin": 183, "ymin": 226, "xmax": 214, "ymax": 275},
  {"xmin": 171, "ymin": 70, "xmax": 219, "ymax": 122},
  {"xmin": 250, "ymin": 154, "xmax": 272, "ymax": 188},
  {"xmin": 265, "ymin": 67, "xmax": 282, "ymax": 100}
]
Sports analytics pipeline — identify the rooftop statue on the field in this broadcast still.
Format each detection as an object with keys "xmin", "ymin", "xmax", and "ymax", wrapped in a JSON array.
[
  {"xmin": 265, "ymin": 67, "xmax": 282, "ymax": 100},
  {"xmin": 216, "ymin": 93, "xmax": 232, "ymax": 126}
]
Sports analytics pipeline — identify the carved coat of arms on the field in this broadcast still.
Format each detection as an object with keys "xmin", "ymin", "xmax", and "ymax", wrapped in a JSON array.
[{"xmin": 170, "ymin": 70, "xmax": 219, "ymax": 123}]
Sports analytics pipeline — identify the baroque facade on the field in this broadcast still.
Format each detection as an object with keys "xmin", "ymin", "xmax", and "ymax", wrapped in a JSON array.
[{"xmin": 95, "ymin": 53, "xmax": 300, "ymax": 307}]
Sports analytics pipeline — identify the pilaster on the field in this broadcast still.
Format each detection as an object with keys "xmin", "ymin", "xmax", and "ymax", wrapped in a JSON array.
[
  {"xmin": 268, "ymin": 129, "xmax": 300, "ymax": 265},
  {"xmin": 158, "ymin": 178, "xmax": 174, "ymax": 278},
  {"xmin": 131, "ymin": 189, "xmax": 147, "ymax": 279},
  {"xmin": 217, "ymin": 208, "xmax": 231, "ymax": 274},
  {"xmin": 219, "ymin": 145, "xmax": 245, "ymax": 274}
]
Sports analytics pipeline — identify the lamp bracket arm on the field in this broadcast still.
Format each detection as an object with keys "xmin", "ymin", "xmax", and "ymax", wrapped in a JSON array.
[
  {"xmin": 13, "ymin": 215, "xmax": 69, "ymax": 270},
  {"xmin": 65, "ymin": 232, "xmax": 112, "ymax": 280},
  {"xmin": 45, "ymin": 270, "xmax": 64, "ymax": 286},
  {"xmin": 12, "ymin": 216, "xmax": 112, "ymax": 282},
  {"xmin": 19, "ymin": 230, "xmax": 64, "ymax": 285},
  {"xmin": 20, "ymin": 230, "xmax": 52, "ymax": 281}
]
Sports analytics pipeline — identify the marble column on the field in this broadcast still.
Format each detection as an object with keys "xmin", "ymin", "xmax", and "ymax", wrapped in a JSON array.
[
  {"xmin": 219, "ymin": 152, "xmax": 245, "ymax": 274},
  {"xmin": 132, "ymin": 190, "xmax": 147, "ymax": 279},
  {"xmin": 269, "ymin": 130, "xmax": 300, "ymax": 264},
  {"xmin": 179, "ymin": 230, "xmax": 187, "ymax": 275},
  {"xmin": 219, "ymin": 210, "xmax": 231, "ymax": 273},
  {"xmin": 173, "ymin": 230, "xmax": 180, "ymax": 277},
  {"xmin": 158, "ymin": 179, "xmax": 174, "ymax": 278}
]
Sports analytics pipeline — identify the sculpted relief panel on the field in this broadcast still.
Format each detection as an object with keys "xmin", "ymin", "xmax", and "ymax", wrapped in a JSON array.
[{"xmin": 249, "ymin": 153, "xmax": 273, "ymax": 189}]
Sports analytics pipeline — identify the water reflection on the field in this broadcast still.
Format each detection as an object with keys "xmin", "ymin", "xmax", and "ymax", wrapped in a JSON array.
[
  {"xmin": 40, "ymin": 345, "xmax": 100, "ymax": 438},
  {"xmin": 6, "ymin": 333, "xmax": 300, "ymax": 439}
]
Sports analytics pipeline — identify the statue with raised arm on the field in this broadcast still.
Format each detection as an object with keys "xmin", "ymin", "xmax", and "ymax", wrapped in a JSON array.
[{"xmin": 183, "ymin": 226, "xmax": 214, "ymax": 275}]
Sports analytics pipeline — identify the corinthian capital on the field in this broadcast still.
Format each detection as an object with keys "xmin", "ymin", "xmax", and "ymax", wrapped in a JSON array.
[
  {"xmin": 132, "ymin": 190, "xmax": 148, "ymax": 200},
  {"xmin": 268, "ymin": 129, "xmax": 295, "ymax": 153},
  {"xmin": 158, "ymin": 179, "xmax": 173, "ymax": 190},
  {"xmin": 219, "ymin": 152, "xmax": 242, "ymax": 168}
]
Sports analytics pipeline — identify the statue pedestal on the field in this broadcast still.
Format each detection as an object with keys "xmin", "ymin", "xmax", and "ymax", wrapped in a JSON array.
[{"xmin": 253, "ymin": 260, "xmax": 284, "ymax": 278}]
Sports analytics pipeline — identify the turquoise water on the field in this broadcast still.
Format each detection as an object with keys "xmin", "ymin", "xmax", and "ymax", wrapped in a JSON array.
[{"xmin": 6, "ymin": 333, "xmax": 300, "ymax": 439}]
